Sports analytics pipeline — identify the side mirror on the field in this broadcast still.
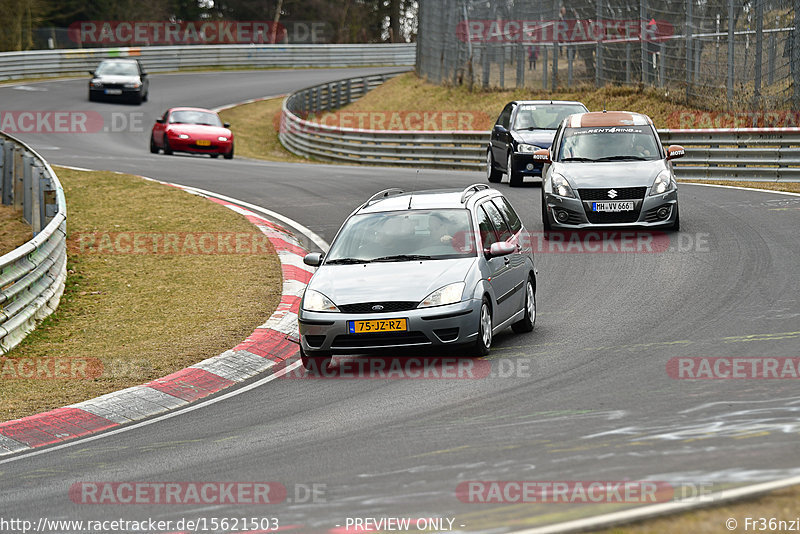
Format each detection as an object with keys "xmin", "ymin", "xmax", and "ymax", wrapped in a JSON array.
[
  {"xmin": 493, "ymin": 124, "xmax": 508, "ymax": 134},
  {"xmin": 303, "ymin": 252, "xmax": 324, "ymax": 266},
  {"xmin": 88, "ymin": 70, "xmax": 95, "ymax": 76},
  {"xmin": 155, "ymin": 118, "xmax": 165, "ymax": 124},
  {"xmin": 223, "ymin": 122, "xmax": 231, "ymax": 128},
  {"xmin": 532, "ymin": 148, "xmax": 551, "ymax": 163},
  {"xmin": 141, "ymin": 72, "xmax": 148, "ymax": 77},
  {"xmin": 666, "ymin": 145, "xmax": 685, "ymax": 160},
  {"xmin": 486, "ymin": 242, "xmax": 516, "ymax": 258}
]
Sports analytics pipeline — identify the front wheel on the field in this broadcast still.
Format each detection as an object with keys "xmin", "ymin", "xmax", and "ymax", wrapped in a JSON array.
[
  {"xmin": 541, "ymin": 191, "xmax": 552, "ymax": 231},
  {"xmin": 223, "ymin": 144, "xmax": 234, "ymax": 160},
  {"xmin": 300, "ymin": 347, "xmax": 332, "ymax": 374},
  {"xmin": 670, "ymin": 205, "xmax": 680, "ymax": 231},
  {"xmin": 474, "ymin": 298, "xmax": 493, "ymax": 356},
  {"xmin": 149, "ymin": 135, "xmax": 159, "ymax": 154},
  {"xmin": 508, "ymin": 152, "xmax": 522, "ymax": 187},
  {"xmin": 511, "ymin": 278, "xmax": 536, "ymax": 333},
  {"xmin": 163, "ymin": 138, "xmax": 173, "ymax": 155},
  {"xmin": 487, "ymin": 150, "xmax": 502, "ymax": 183}
]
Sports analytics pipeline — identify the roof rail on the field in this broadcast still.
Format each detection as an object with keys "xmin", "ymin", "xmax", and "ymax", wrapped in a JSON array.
[
  {"xmin": 364, "ymin": 188, "xmax": 404, "ymax": 207},
  {"xmin": 460, "ymin": 183, "xmax": 490, "ymax": 203}
]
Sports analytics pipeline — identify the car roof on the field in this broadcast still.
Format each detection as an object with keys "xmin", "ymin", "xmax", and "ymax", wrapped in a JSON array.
[
  {"xmin": 168, "ymin": 107, "xmax": 218, "ymax": 113},
  {"xmin": 512, "ymin": 100, "xmax": 587, "ymax": 107},
  {"xmin": 357, "ymin": 188, "xmax": 498, "ymax": 214},
  {"xmin": 98, "ymin": 58, "xmax": 139, "ymax": 63},
  {"xmin": 565, "ymin": 111, "xmax": 653, "ymax": 127}
]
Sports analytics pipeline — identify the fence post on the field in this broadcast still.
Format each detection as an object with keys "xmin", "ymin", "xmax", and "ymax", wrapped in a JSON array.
[
  {"xmin": 626, "ymin": 43, "xmax": 631, "ymax": 84},
  {"xmin": 482, "ymin": 44, "xmax": 490, "ymax": 89},
  {"xmin": 0, "ymin": 139, "xmax": 5, "ymax": 205},
  {"xmin": 754, "ymin": 0, "xmax": 763, "ymax": 108},
  {"xmin": 794, "ymin": 0, "xmax": 800, "ymax": 107},
  {"xmin": 768, "ymin": 31, "xmax": 776, "ymax": 85},
  {"xmin": 542, "ymin": 46, "xmax": 548, "ymax": 89},
  {"xmin": 659, "ymin": 42, "xmax": 666, "ymax": 87},
  {"xmin": 640, "ymin": 0, "xmax": 648, "ymax": 85},
  {"xmin": 552, "ymin": 41, "xmax": 558, "ymax": 91},
  {"xmin": 727, "ymin": 0, "xmax": 735, "ymax": 105},
  {"xmin": 596, "ymin": 0, "xmax": 603, "ymax": 87},
  {"xmin": 685, "ymin": 0, "xmax": 693, "ymax": 101},
  {"xmin": 568, "ymin": 47, "xmax": 574, "ymax": 88},
  {"xmin": 516, "ymin": 42, "xmax": 525, "ymax": 89}
]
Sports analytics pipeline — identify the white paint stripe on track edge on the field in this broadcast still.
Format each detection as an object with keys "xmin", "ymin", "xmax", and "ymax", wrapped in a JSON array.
[{"xmin": 512, "ymin": 475, "xmax": 800, "ymax": 534}]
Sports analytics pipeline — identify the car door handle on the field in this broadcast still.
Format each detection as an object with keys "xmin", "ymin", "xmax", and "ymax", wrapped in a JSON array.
[{"xmin": 503, "ymin": 256, "xmax": 510, "ymax": 265}]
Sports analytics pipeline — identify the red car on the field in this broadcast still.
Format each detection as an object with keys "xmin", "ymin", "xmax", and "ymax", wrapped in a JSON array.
[{"xmin": 150, "ymin": 107, "xmax": 234, "ymax": 159}]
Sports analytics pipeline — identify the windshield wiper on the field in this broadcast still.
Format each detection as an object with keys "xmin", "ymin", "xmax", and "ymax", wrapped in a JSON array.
[
  {"xmin": 595, "ymin": 155, "xmax": 649, "ymax": 161},
  {"xmin": 561, "ymin": 157, "xmax": 596, "ymax": 162},
  {"xmin": 325, "ymin": 258, "xmax": 371, "ymax": 264},
  {"xmin": 372, "ymin": 254, "xmax": 433, "ymax": 262}
]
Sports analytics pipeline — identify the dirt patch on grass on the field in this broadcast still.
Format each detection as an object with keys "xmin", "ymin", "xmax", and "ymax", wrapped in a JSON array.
[
  {"xmin": 0, "ymin": 167, "xmax": 281, "ymax": 422},
  {"xmin": 0, "ymin": 205, "xmax": 31, "ymax": 256}
]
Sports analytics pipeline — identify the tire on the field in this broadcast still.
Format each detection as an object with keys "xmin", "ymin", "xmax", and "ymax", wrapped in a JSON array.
[
  {"xmin": 541, "ymin": 191, "xmax": 552, "ymax": 231},
  {"xmin": 131, "ymin": 91, "xmax": 142, "ymax": 105},
  {"xmin": 210, "ymin": 154, "xmax": 219, "ymax": 159},
  {"xmin": 163, "ymin": 138, "xmax": 173, "ymax": 155},
  {"xmin": 474, "ymin": 298, "xmax": 493, "ymax": 356},
  {"xmin": 149, "ymin": 135, "xmax": 159, "ymax": 154},
  {"xmin": 300, "ymin": 347, "xmax": 332, "ymax": 374},
  {"xmin": 142, "ymin": 91, "xmax": 148, "ymax": 102},
  {"xmin": 88, "ymin": 91, "xmax": 97, "ymax": 102},
  {"xmin": 223, "ymin": 144, "xmax": 234, "ymax": 160},
  {"xmin": 508, "ymin": 152, "xmax": 522, "ymax": 187},
  {"xmin": 511, "ymin": 277, "xmax": 536, "ymax": 334},
  {"xmin": 487, "ymin": 150, "xmax": 502, "ymax": 183},
  {"xmin": 670, "ymin": 205, "xmax": 680, "ymax": 231}
]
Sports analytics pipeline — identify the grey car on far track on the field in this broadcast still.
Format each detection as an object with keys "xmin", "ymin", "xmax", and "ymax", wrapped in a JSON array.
[{"xmin": 298, "ymin": 185, "xmax": 537, "ymax": 372}]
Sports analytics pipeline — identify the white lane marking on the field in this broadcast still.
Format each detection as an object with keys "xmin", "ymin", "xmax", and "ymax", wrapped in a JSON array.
[
  {"xmin": 57, "ymin": 165, "xmax": 95, "ymax": 172},
  {"xmin": 512, "ymin": 474, "xmax": 800, "ymax": 534},
  {"xmin": 0, "ymin": 359, "xmax": 302, "ymax": 466},
  {"xmin": 12, "ymin": 85, "xmax": 48, "ymax": 91},
  {"xmin": 176, "ymin": 184, "xmax": 330, "ymax": 252},
  {"xmin": 682, "ymin": 182, "xmax": 800, "ymax": 197}
]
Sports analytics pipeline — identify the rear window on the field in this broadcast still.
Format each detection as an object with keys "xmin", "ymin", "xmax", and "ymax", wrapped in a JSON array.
[{"xmin": 492, "ymin": 197, "xmax": 522, "ymax": 234}]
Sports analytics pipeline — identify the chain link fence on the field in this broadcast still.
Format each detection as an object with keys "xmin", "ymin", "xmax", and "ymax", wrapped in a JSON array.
[{"xmin": 417, "ymin": 0, "xmax": 800, "ymax": 111}]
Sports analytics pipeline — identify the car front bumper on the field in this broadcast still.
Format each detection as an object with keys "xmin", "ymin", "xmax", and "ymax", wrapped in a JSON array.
[
  {"xmin": 166, "ymin": 137, "xmax": 232, "ymax": 154},
  {"xmin": 511, "ymin": 152, "xmax": 544, "ymax": 177},
  {"xmin": 298, "ymin": 298, "xmax": 482, "ymax": 354},
  {"xmin": 544, "ymin": 189, "xmax": 679, "ymax": 228}
]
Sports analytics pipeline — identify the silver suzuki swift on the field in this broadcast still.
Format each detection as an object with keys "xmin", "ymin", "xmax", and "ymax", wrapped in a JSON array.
[{"xmin": 299, "ymin": 185, "xmax": 537, "ymax": 371}]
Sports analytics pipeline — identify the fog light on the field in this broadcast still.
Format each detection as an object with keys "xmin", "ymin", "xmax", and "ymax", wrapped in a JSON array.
[
  {"xmin": 656, "ymin": 206, "xmax": 670, "ymax": 220},
  {"xmin": 555, "ymin": 209, "xmax": 570, "ymax": 223},
  {"xmin": 526, "ymin": 163, "xmax": 534, "ymax": 170}
]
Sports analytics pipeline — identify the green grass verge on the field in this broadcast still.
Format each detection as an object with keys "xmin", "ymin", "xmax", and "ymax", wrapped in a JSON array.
[
  {"xmin": 0, "ymin": 205, "xmax": 31, "ymax": 256},
  {"xmin": 0, "ymin": 167, "xmax": 280, "ymax": 422}
]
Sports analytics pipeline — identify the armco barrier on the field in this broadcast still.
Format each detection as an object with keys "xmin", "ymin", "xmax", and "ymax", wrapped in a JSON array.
[
  {"xmin": 0, "ymin": 44, "xmax": 416, "ymax": 80},
  {"xmin": 0, "ymin": 132, "xmax": 67, "ymax": 354},
  {"xmin": 280, "ymin": 74, "xmax": 800, "ymax": 182}
]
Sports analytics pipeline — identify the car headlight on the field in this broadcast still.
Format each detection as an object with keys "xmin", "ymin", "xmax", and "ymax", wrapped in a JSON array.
[
  {"xmin": 650, "ymin": 170, "xmax": 676, "ymax": 196},
  {"xmin": 517, "ymin": 143, "xmax": 542, "ymax": 154},
  {"xmin": 551, "ymin": 173, "xmax": 575, "ymax": 198},
  {"xmin": 418, "ymin": 282, "xmax": 465, "ymax": 308},
  {"xmin": 217, "ymin": 136, "xmax": 228, "ymax": 142},
  {"xmin": 178, "ymin": 134, "xmax": 190, "ymax": 139},
  {"xmin": 302, "ymin": 289, "xmax": 339, "ymax": 312},
  {"xmin": 123, "ymin": 82, "xmax": 141, "ymax": 89}
]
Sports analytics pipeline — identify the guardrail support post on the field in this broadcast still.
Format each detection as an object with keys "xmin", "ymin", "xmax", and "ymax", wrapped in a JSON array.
[
  {"xmin": 13, "ymin": 146, "xmax": 23, "ymax": 211},
  {"xmin": 23, "ymin": 154, "xmax": 33, "ymax": 225},
  {"xmin": 31, "ymin": 162, "xmax": 42, "ymax": 234},
  {"xmin": 3, "ymin": 140, "xmax": 13, "ymax": 206},
  {"xmin": 345, "ymin": 79, "xmax": 352, "ymax": 105}
]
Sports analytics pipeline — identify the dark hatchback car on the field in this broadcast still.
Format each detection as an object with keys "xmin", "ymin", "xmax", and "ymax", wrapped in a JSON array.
[
  {"xmin": 88, "ymin": 59, "xmax": 149, "ymax": 104},
  {"xmin": 487, "ymin": 100, "xmax": 588, "ymax": 186}
]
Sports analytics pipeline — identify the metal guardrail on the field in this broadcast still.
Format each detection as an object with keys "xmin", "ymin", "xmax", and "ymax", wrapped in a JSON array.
[
  {"xmin": 0, "ymin": 44, "xmax": 416, "ymax": 80},
  {"xmin": 0, "ymin": 133, "xmax": 67, "ymax": 354},
  {"xmin": 280, "ymin": 74, "xmax": 800, "ymax": 182}
]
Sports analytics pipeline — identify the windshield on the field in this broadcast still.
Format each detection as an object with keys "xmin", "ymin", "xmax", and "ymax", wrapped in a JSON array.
[
  {"xmin": 169, "ymin": 110, "xmax": 223, "ymax": 127},
  {"xmin": 512, "ymin": 104, "xmax": 587, "ymax": 130},
  {"xmin": 557, "ymin": 126, "xmax": 661, "ymax": 161},
  {"xmin": 95, "ymin": 61, "xmax": 139, "ymax": 76},
  {"xmin": 325, "ymin": 209, "xmax": 476, "ymax": 263}
]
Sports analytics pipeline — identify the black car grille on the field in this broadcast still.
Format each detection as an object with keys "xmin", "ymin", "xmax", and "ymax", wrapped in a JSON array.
[
  {"xmin": 578, "ymin": 187, "xmax": 647, "ymax": 201},
  {"xmin": 99, "ymin": 83, "xmax": 124, "ymax": 89},
  {"xmin": 585, "ymin": 209, "xmax": 642, "ymax": 224},
  {"xmin": 332, "ymin": 331, "xmax": 430, "ymax": 348},
  {"xmin": 338, "ymin": 301, "xmax": 418, "ymax": 313}
]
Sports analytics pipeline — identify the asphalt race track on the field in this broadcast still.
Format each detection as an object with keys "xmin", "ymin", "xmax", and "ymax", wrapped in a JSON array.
[{"xmin": 1, "ymin": 68, "xmax": 799, "ymax": 532}]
